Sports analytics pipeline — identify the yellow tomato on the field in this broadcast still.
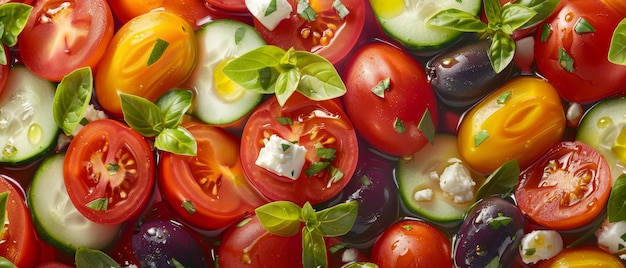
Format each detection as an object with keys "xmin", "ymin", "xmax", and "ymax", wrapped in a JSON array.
[
  {"xmin": 95, "ymin": 11, "xmax": 196, "ymax": 117},
  {"xmin": 537, "ymin": 246, "xmax": 625, "ymax": 268},
  {"xmin": 457, "ymin": 76, "xmax": 566, "ymax": 174}
]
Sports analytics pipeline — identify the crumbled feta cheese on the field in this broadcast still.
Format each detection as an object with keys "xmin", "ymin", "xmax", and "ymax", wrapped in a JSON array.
[
  {"xmin": 341, "ymin": 248, "xmax": 359, "ymax": 263},
  {"xmin": 246, "ymin": 0, "xmax": 293, "ymax": 31},
  {"xmin": 413, "ymin": 188, "xmax": 433, "ymax": 201},
  {"xmin": 519, "ymin": 230, "xmax": 563, "ymax": 264},
  {"xmin": 84, "ymin": 104, "xmax": 108, "ymax": 122},
  {"xmin": 596, "ymin": 219, "xmax": 626, "ymax": 255},
  {"xmin": 438, "ymin": 159, "xmax": 476, "ymax": 203},
  {"xmin": 255, "ymin": 134, "xmax": 307, "ymax": 180}
]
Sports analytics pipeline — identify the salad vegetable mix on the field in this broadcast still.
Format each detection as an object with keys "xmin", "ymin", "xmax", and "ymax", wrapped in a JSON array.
[{"xmin": 3, "ymin": 0, "xmax": 626, "ymax": 267}]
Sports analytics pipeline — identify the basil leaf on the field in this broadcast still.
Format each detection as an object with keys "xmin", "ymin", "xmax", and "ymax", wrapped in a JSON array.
[
  {"xmin": 120, "ymin": 93, "xmax": 163, "ymax": 137},
  {"xmin": 0, "ymin": 3, "xmax": 32, "ymax": 47},
  {"xmin": 265, "ymin": 0, "xmax": 278, "ymax": 16},
  {"xmin": 540, "ymin": 23, "xmax": 552, "ymax": 42},
  {"xmin": 256, "ymin": 201, "xmax": 303, "ymax": 236},
  {"xmin": 315, "ymin": 200, "xmax": 358, "ymax": 237},
  {"xmin": 574, "ymin": 17, "xmax": 595, "ymax": 34},
  {"xmin": 86, "ymin": 198, "xmax": 108, "ymax": 211},
  {"xmin": 155, "ymin": 89, "xmax": 192, "ymax": 129},
  {"xmin": 147, "ymin": 38, "xmax": 170, "ymax": 66},
  {"xmin": 182, "ymin": 200, "xmax": 196, "ymax": 215},
  {"xmin": 487, "ymin": 213, "xmax": 513, "ymax": 230},
  {"xmin": 275, "ymin": 68, "xmax": 301, "ymax": 106},
  {"xmin": 394, "ymin": 118, "xmax": 406, "ymax": 134},
  {"xmin": 281, "ymin": 47, "xmax": 298, "ymax": 68},
  {"xmin": 608, "ymin": 174, "xmax": 626, "ymax": 222},
  {"xmin": 475, "ymin": 159, "xmax": 520, "ymax": 201},
  {"xmin": 418, "ymin": 109, "xmax": 435, "ymax": 145},
  {"xmin": 297, "ymin": 0, "xmax": 317, "ymax": 22},
  {"xmin": 474, "ymin": 130, "xmax": 490, "ymax": 147},
  {"xmin": 427, "ymin": 9, "xmax": 488, "ymax": 33},
  {"xmin": 484, "ymin": 0, "xmax": 502, "ymax": 26},
  {"xmin": 0, "ymin": 192, "xmax": 8, "ymax": 237},
  {"xmin": 558, "ymin": 48, "xmax": 575, "ymax": 72},
  {"xmin": 222, "ymin": 45, "xmax": 286, "ymax": 94},
  {"xmin": 155, "ymin": 126, "xmax": 197, "ymax": 156},
  {"xmin": 0, "ymin": 257, "xmax": 16, "ymax": 268},
  {"xmin": 53, "ymin": 67, "xmax": 93, "ymax": 136},
  {"xmin": 500, "ymin": 4, "xmax": 536, "ymax": 34},
  {"xmin": 489, "ymin": 31, "xmax": 516, "ymax": 73},
  {"xmin": 234, "ymin": 27, "xmax": 246, "ymax": 45},
  {"xmin": 609, "ymin": 18, "xmax": 626, "ymax": 66},
  {"xmin": 371, "ymin": 77, "xmax": 391, "ymax": 98},
  {"xmin": 515, "ymin": 0, "xmax": 561, "ymax": 29},
  {"xmin": 75, "ymin": 248, "xmax": 121, "ymax": 268},
  {"xmin": 301, "ymin": 202, "xmax": 318, "ymax": 226},
  {"xmin": 302, "ymin": 227, "xmax": 327, "ymax": 268},
  {"xmin": 295, "ymin": 51, "xmax": 346, "ymax": 101},
  {"xmin": 305, "ymin": 161, "xmax": 330, "ymax": 177}
]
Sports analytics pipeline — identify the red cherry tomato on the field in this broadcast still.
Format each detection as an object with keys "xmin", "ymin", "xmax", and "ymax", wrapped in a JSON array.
[
  {"xmin": 204, "ymin": 0, "xmax": 247, "ymax": 13},
  {"xmin": 158, "ymin": 123, "xmax": 268, "ymax": 231},
  {"xmin": 253, "ymin": 0, "xmax": 365, "ymax": 63},
  {"xmin": 534, "ymin": 0, "xmax": 626, "ymax": 103},
  {"xmin": 515, "ymin": 141, "xmax": 611, "ymax": 230},
  {"xmin": 240, "ymin": 93, "xmax": 358, "ymax": 205},
  {"xmin": 18, "ymin": 0, "xmax": 114, "ymax": 82},
  {"xmin": 342, "ymin": 42, "xmax": 438, "ymax": 157},
  {"xmin": 371, "ymin": 219, "xmax": 452, "ymax": 268},
  {"xmin": 63, "ymin": 119, "xmax": 155, "ymax": 225}
]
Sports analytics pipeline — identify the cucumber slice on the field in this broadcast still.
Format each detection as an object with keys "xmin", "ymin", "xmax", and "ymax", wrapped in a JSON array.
[
  {"xmin": 28, "ymin": 153, "xmax": 121, "ymax": 255},
  {"xmin": 576, "ymin": 97, "xmax": 626, "ymax": 184},
  {"xmin": 0, "ymin": 67, "xmax": 59, "ymax": 165},
  {"xmin": 187, "ymin": 19, "xmax": 265, "ymax": 125},
  {"xmin": 370, "ymin": 0, "xmax": 481, "ymax": 50},
  {"xmin": 396, "ymin": 134, "xmax": 485, "ymax": 223}
]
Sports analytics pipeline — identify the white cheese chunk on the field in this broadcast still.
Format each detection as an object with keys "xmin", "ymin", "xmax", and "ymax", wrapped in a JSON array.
[
  {"xmin": 596, "ymin": 219, "xmax": 626, "ymax": 255},
  {"xmin": 255, "ymin": 134, "xmax": 307, "ymax": 180},
  {"xmin": 413, "ymin": 188, "xmax": 433, "ymax": 201},
  {"xmin": 246, "ymin": 0, "xmax": 293, "ymax": 31},
  {"xmin": 439, "ymin": 159, "xmax": 476, "ymax": 203},
  {"xmin": 519, "ymin": 230, "xmax": 563, "ymax": 264}
]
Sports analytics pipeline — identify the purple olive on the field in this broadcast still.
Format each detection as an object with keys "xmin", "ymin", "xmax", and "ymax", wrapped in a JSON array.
[
  {"xmin": 132, "ymin": 219, "xmax": 208, "ymax": 268},
  {"xmin": 453, "ymin": 196, "xmax": 524, "ymax": 267}
]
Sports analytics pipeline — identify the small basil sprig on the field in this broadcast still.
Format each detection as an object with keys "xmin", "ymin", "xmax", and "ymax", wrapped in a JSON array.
[
  {"xmin": 427, "ymin": 0, "xmax": 560, "ymax": 73},
  {"xmin": 0, "ymin": 257, "xmax": 16, "ymax": 268},
  {"xmin": 75, "ymin": 248, "xmax": 121, "ymax": 268},
  {"xmin": 120, "ymin": 90, "xmax": 197, "ymax": 156},
  {"xmin": 609, "ymin": 18, "xmax": 626, "ymax": 66},
  {"xmin": 0, "ymin": 3, "xmax": 32, "ymax": 65},
  {"xmin": 222, "ymin": 45, "xmax": 346, "ymax": 106},
  {"xmin": 53, "ymin": 67, "xmax": 93, "ymax": 136},
  {"xmin": 255, "ymin": 200, "xmax": 358, "ymax": 268},
  {"xmin": 608, "ymin": 174, "xmax": 626, "ymax": 222},
  {"xmin": 474, "ymin": 159, "xmax": 520, "ymax": 201},
  {"xmin": 0, "ymin": 191, "xmax": 8, "ymax": 238}
]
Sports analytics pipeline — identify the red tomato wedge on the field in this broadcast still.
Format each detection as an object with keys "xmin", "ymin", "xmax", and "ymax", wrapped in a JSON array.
[{"xmin": 63, "ymin": 119, "xmax": 155, "ymax": 225}]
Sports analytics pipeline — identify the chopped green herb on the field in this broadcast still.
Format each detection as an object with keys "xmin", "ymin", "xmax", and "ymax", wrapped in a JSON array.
[
  {"xmin": 488, "ymin": 213, "xmax": 513, "ymax": 230},
  {"xmin": 297, "ymin": 0, "xmax": 317, "ymax": 22},
  {"xmin": 619, "ymin": 244, "xmax": 625, "ymax": 251},
  {"xmin": 86, "ymin": 198, "xmax": 108, "ymax": 211},
  {"xmin": 371, "ymin": 77, "xmax": 391, "ymax": 98},
  {"xmin": 485, "ymin": 256, "xmax": 500, "ymax": 268},
  {"xmin": 281, "ymin": 143, "xmax": 292, "ymax": 152},
  {"xmin": 333, "ymin": 0, "xmax": 350, "ymax": 20},
  {"xmin": 474, "ymin": 130, "xmax": 490, "ymax": 147},
  {"xmin": 360, "ymin": 175, "xmax": 372, "ymax": 187},
  {"xmin": 541, "ymin": 23, "xmax": 552, "ymax": 42},
  {"xmin": 0, "ymin": 192, "xmax": 8, "ymax": 237},
  {"xmin": 394, "ymin": 117, "xmax": 406, "ymax": 134},
  {"xmin": 328, "ymin": 166, "xmax": 344, "ymax": 185},
  {"xmin": 182, "ymin": 200, "xmax": 196, "ymax": 215},
  {"xmin": 147, "ymin": 38, "xmax": 170, "ymax": 66},
  {"xmin": 171, "ymin": 258, "xmax": 184, "ymax": 268},
  {"xmin": 524, "ymin": 248, "xmax": 536, "ymax": 256},
  {"xmin": 497, "ymin": 91, "xmax": 512, "ymax": 104},
  {"xmin": 574, "ymin": 17, "xmax": 595, "ymax": 34},
  {"xmin": 107, "ymin": 162, "xmax": 120, "ymax": 175},
  {"xmin": 316, "ymin": 147, "xmax": 337, "ymax": 160},
  {"xmin": 401, "ymin": 225, "xmax": 412, "ymax": 231},
  {"xmin": 276, "ymin": 117, "xmax": 293, "ymax": 125},
  {"xmin": 329, "ymin": 242, "xmax": 349, "ymax": 254},
  {"xmin": 418, "ymin": 109, "xmax": 435, "ymax": 144},
  {"xmin": 234, "ymin": 27, "xmax": 246, "ymax": 45},
  {"xmin": 558, "ymin": 48, "xmax": 575, "ymax": 72},
  {"xmin": 621, "ymin": 231, "xmax": 626, "ymax": 242},
  {"xmin": 265, "ymin": 0, "xmax": 278, "ymax": 16},
  {"xmin": 237, "ymin": 217, "xmax": 252, "ymax": 227},
  {"xmin": 305, "ymin": 161, "xmax": 330, "ymax": 177}
]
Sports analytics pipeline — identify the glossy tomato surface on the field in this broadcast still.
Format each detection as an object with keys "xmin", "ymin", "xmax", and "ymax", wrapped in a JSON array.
[
  {"xmin": 343, "ymin": 42, "xmax": 438, "ymax": 157},
  {"xmin": 108, "ymin": 0, "xmax": 218, "ymax": 29},
  {"xmin": 240, "ymin": 93, "xmax": 358, "ymax": 205},
  {"xmin": 253, "ymin": 0, "xmax": 365, "ymax": 64},
  {"xmin": 515, "ymin": 141, "xmax": 611, "ymax": 230},
  {"xmin": 158, "ymin": 123, "xmax": 268, "ymax": 231},
  {"xmin": 204, "ymin": 0, "xmax": 247, "ymax": 13},
  {"xmin": 63, "ymin": 119, "xmax": 155, "ymax": 225},
  {"xmin": 19, "ymin": 0, "xmax": 114, "ymax": 82},
  {"xmin": 534, "ymin": 0, "xmax": 626, "ymax": 103},
  {"xmin": 537, "ymin": 246, "xmax": 625, "ymax": 268}
]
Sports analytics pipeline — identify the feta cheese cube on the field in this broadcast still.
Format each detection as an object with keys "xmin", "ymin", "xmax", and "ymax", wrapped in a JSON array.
[
  {"xmin": 414, "ymin": 188, "xmax": 434, "ymax": 201},
  {"xmin": 255, "ymin": 134, "xmax": 307, "ymax": 180},
  {"xmin": 246, "ymin": 0, "xmax": 293, "ymax": 31},
  {"xmin": 439, "ymin": 159, "xmax": 476, "ymax": 203},
  {"xmin": 596, "ymin": 219, "xmax": 626, "ymax": 255},
  {"xmin": 519, "ymin": 230, "xmax": 563, "ymax": 264}
]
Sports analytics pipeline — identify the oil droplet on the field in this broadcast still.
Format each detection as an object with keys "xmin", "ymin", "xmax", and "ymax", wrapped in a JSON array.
[
  {"xmin": 2, "ymin": 144, "xmax": 16, "ymax": 158},
  {"xmin": 28, "ymin": 123, "xmax": 42, "ymax": 145},
  {"xmin": 597, "ymin": 116, "xmax": 613, "ymax": 129},
  {"xmin": 564, "ymin": 12, "xmax": 575, "ymax": 22}
]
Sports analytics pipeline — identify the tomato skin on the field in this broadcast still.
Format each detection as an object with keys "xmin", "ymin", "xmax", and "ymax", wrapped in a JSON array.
[
  {"xmin": 64, "ymin": 119, "xmax": 156, "ymax": 225},
  {"xmin": 158, "ymin": 123, "xmax": 268, "ymax": 231},
  {"xmin": 204, "ymin": 0, "xmax": 247, "ymax": 13},
  {"xmin": 0, "ymin": 175, "xmax": 42, "ymax": 268},
  {"xmin": 95, "ymin": 10, "xmax": 197, "ymax": 117},
  {"xmin": 534, "ymin": 0, "xmax": 626, "ymax": 103},
  {"xmin": 537, "ymin": 246, "xmax": 624, "ymax": 268},
  {"xmin": 240, "ymin": 93, "xmax": 358, "ymax": 205},
  {"xmin": 457, "ymin": 76, "xmax": 566, "ymax": 174},
  {"xmin": 343, "ymin": 42, "xmax": 438, "ymax": 157},
  {"xmin": 253, "ymin": 0, "xmax": 365, "ymax": 64},
  {"xmin": 108, "ymin": 0, "xmax": 218, "ymax": 29},
  {"xmin": 371, "ymin": 219, "xmax": 452, "ymax": 268},
  {"xmin": 515, "ymin": 141, "xmax": 611, "ymax": 230},
  {"xmin": 19, "ymin": 0, "xmax": 114, "ymax": 82}
]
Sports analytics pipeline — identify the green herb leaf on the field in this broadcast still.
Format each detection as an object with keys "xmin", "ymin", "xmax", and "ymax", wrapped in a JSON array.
[
  {"xmin": 474, "ymin": 129, "xmax": 490, "ymax": 147},
  {"xmin": 275, "ymin": 68, "xmax": 301, "ymax": 106},
  {"xmin": 485, "ymin": 256, "xmax": 500, "ymax": 268},
  {"xmin": 171, "ymin": 258, "xmax": 184, "ymax": 268},
  {"xmin": 541, "ymin": 23, "xmax": 552, "ymax": 42},
  {"xmin": 222, "ymin": 45, "xmax": 286, "ymax": 94},
  {"xmin": 360, "ymin": 175, "xmax": 372, "ymax": 187},
  {"xmin": 237, "ymin": 217, "xmax": 252, "ymax": 227},
  {"xmin": 255, "ymin": 201, "xmax": 303, "ymax": 236},
  {"xmin": 265, "ymin": 0, "xmax": 278, "ymax": 16},
  {"xmin": 328, "ymin": 166, "xmax": 344, "ymax": 185},
  {"xmin": 235, "ymin": 27, "xmax": 246, "ymax": 45},
  {"xmin": 120, "ymin": 93, "xmax": 163, "ymax": 137},
  {"xmin": 333, "ymin": 0, "xmax": 350, "ymax": 20},
  {"xmin": 342, "ymin": 262, "xmax": 379, "ymax": 268},
  {"xmin": 574, "ymin": 17, "xmax": 595, "ymax": 34},
  {"xmin": 281, "ymin": 47, "xmax": 298, "ymax": 68},
  {"xmin": 484, "ymin": 0, "xmax": 502, "ymax": 26},
  {"xmin": 394, "ymin": 118, "xmax": 406, "ymax": 134},
  {"xmin": 497, "ymin": 91, "xmax": 512, "ymax": 104},
  {"xmin": 302, "ymin": 227, "xmax": 327, "ymax": 268},
  {"xmin": 402, "ymin": 225, "xmax": 412, "ymax": 231},
  {"xmin": 315, "ymin": 201, "xmax": 358, "ymax": 237},
  {"xmin": 276, "ymin": 116, "xmax": 293, "ymax": 125},
  {"xmin": 0, "ymin": 3, "xmax": 32, "ymax": 47},
  {"xmin": 155, "ymin": 126, "xmax": 197, "ymax": 156},
  {"xmin": 53, "ymin": 67, "xmax": 93, "ymax": 136},
  {"xmin": 427, "ymin": 9, "xmax": 488, "ymax": 33},
  {"xmin": 155, "ymin": 89, "xmax": 192, "ymax": 129},
  {"xmin": 489, "ymin": 31, "xmax": 516, "ymax": 73},
  {"xmin": 182, "ymin": 200, "xmax": 196, "ymax": 215},
  {"xmin": 316, "ymin": 147, "xmax": 337, "ymax": 160},
  {"xmin": 75, "ymin": 248, "xmax": 121, "ymax": 268},
  {"xmin": 86, "ymin": 198, "xmax": 108, "ymax": 211},
  {"xmin": 297, "ymin": 0, "xmax": 317, "ymax": 22},
  {"xmin": 147, "ymin": 38, "xmax": 170, "ymax": 66},
  {"xmin": 609, "ymin": 18, "xmax": 626, "ymax": 66},
  {"xmin": 0, "ymin": 257, "xmax": 16, "ymax": 268},
  {"xmin": 0, "ymin": 45, "xmax": 6, "ymax": 66},
  {"xmin": 608, "ymin": 174, "xmax": 626, "ymax": 222},
  {"xmin": 294, "ymin": 51, "xmax": 346, "ymax": 101},
  {"xmin": 558, "ymin": 48, "xmax": 575, "ymax": 72},
  {"xmin": 0, "ymin": 192, "xmax": 8, "ymax": 238},
  {"xmin": 500, "ymin": 4, "xmax": 536, "ymax": 35},
  {"xmin": 475, "ymin": 159, "xmax": 520, "ymax": 201},
  {"xmin": 305, "ymin": 161, "xmax": 330, "ymax": 177},
  {"xmin": 418, "ymin": 109, "xmax": 435, "ymax": 145},
  {"xmin": 524, "ymin": 248, "xmax": 537, "ymax": 256},
  {"xmin": 515, "ymin": 0, "xmax": 560, "ymax": 29},
  {"xmin": 302, "ymin": 202, "xmax": 318, "ymax": 227},
  {"xmin": 488, "ymin": 213, "xmax": 513, "ymax": 229},
  {"xmin": 371, "ymin": 77, "xmax": 390, "ymax": 98}
]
